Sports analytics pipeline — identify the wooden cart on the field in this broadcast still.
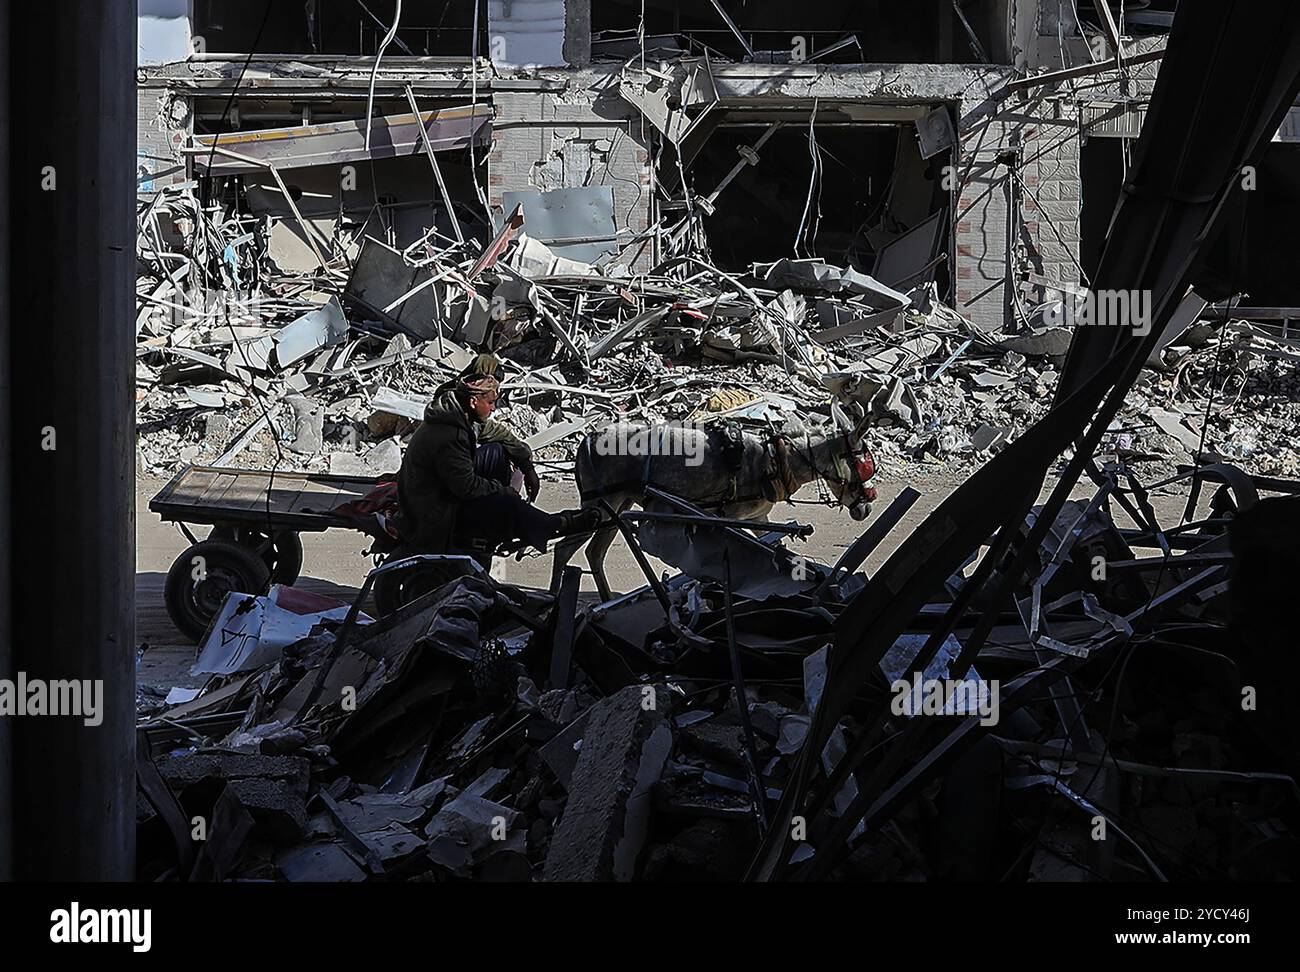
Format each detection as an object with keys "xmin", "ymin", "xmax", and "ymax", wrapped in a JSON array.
[{"xmin": 149, "ymin": 465, "xmax": 386, "ymax": 640}]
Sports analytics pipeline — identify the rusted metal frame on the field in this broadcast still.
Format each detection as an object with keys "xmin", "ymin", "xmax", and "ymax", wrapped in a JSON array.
[
  {"xmin": 620, "ymin": 510, "xmax": 812, "ymax": 537},
  {"xmin": 761, "ymin": 509, "xmax": 1029, "ymax": 879},
  {"xmin": 598, "ymin": 500, "xmax": 672, "ymax": 617},
  {"xmin": 1012, "ymin": 597, "xmax": 1093, "ymax": 755},
  {"xmin": 1121, "ymin": 565, "xmax": 1225, "ymax": 628},
  {"xmin": 549, "ymin": 565, "xmax": 581, "ymax": 691},
  {"xmin": 755, "ymin": 2, "xmax": 1300, "ymax": 881},
  {"xmin": 722, "ymin": 551, "xmax": 769, "ymax": 835},
  {"xmin": 809, "ymin": 487, "xmax": 920, "ymax": 603},
  {"xmin": 795, "ymin": 656, "xmax": 1081, "ymax": 881}
]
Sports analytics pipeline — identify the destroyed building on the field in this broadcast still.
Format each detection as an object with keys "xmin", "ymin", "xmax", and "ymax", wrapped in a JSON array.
[
  {"xmin": 137, "ymin": 0, "xmax": 1205, "ymax": 332},
  {"xmin": 79, "ymin": 0, "xmax": 1300, "ymax": 893},
  {"xmin": 132, "ymin": 1, "xmax": 1300, "ymax": 492}
]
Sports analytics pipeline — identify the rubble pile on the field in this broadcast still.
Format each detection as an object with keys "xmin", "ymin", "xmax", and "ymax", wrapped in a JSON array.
[
  {"xmin": 136, "ymin": 456, "xmax": 1299, "ymax": 882},
  {"xmin": 137, "ymin": 183, "xmax": 1300, "ymax": 486}
]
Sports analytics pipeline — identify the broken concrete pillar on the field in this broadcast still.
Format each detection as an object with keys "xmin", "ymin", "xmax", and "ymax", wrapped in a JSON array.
[
  {"xmin": 156, "ymin": 751, "xmax": 311, "ymax": 841},
  {"xmin": 542, "ymin": 682, "xmax": 673, "ymax": 881}
]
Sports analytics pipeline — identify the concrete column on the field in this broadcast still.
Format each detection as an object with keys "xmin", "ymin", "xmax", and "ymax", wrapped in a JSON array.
[
  {"xmin": 564, "ymin": 0, "xmax": 592, "ymax": 67},
  {"xmin": 4, "ymin": 0, "xmax": 137, "ymax": 880}
]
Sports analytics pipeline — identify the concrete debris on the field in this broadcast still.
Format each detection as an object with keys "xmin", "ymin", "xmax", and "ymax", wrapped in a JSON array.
[
  {"xmin": 542, "ymin": 684, "xmax": 674, "ymax": 881},
  {"xmin": 136, "ymin": 168, "xmax": 1300, "ymax": 487},
  {"xmin": 126, "ymin": 0, "xmax": 1300, "ymax": 891}
]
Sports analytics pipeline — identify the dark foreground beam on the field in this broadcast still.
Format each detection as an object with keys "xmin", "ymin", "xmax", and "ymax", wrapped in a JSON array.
[{"xmin": 3, "ymin": 1, "xmax": 137, "ymax": 879}]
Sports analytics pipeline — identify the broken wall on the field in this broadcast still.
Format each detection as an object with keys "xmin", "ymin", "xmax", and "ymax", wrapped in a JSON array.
[
  {"xmin": 245, "ymin": 154, "xmax": 483, "ymax": 271},
  {"xmin": 701, "ymin": 62, "xmax": 1070, "ymax": 330},
  {"xmin": 956, "ymin": 95, "xmax": 1082, "ymax": 326},
  {"xmin": 488, "ymin": 74, "xmax": 652, "ymax": 271},
  {"xmin": 137, "ymin": 86, "xmax": 190, "ymax": 200}
]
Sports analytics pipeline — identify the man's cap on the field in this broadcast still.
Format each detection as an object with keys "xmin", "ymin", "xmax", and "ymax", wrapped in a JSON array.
[{"xmin": 461, "ymin": 374, "xmax": 500, "ymax": 398}]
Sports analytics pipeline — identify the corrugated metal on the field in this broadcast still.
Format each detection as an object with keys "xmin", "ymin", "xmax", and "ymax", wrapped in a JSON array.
[
  {"xmin": 1082, "ymin": 102, "xmax": 1147, "ymax": 139},
  {"xmin": 192, "ymin": 105, "xmax": 491, "ymax": 174}
]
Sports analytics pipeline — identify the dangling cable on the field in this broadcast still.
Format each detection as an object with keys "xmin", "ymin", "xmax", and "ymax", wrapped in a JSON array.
[{"xmin": 363, "ymin": 0, "xmax": 402, "ymax": 152}]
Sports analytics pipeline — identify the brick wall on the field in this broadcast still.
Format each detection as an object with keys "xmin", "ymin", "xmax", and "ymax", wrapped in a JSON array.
[
  {"xmin": 489, "ymin": 78, "xmax": 652, "ymax": 271},
  {"xmin": 952, "ymin": 89, "xmax": 1082, "ymax": 330}
]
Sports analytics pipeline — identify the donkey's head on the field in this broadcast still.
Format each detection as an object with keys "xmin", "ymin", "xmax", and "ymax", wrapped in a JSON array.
[{"xmin": 820, "ymin": 407, "xmax": 878, "ymax": 521}]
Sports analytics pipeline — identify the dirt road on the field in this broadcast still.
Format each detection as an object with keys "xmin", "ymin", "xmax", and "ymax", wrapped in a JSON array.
[{"xmin": 135, "ymin": 462, "xmax": 1195, "ymax": 693}]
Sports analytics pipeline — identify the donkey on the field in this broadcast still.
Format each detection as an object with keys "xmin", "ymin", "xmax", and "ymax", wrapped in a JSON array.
[{"xmin": 550, "ymin": 419, "xmax": 877, "ymax": 601}]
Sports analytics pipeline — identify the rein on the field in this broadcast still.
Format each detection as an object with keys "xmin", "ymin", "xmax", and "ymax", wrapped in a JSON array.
[{"xmin": 787, "ymin": 431, "xmax": 873, "ymax": 507}]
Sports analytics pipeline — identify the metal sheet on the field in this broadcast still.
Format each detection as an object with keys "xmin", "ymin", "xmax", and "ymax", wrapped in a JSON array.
[
  {"xmin": 499, "ymin": 187, "xmax": 618, "ymax": 263},
  {"xmin": 344, "ymin": 238, "xmax": 441, "ymax": 340},
  {"xmin": 275, "ymin": 297, "xmax": 348, "ymax": 367},
  {"xmin": 192, "ymin": 105, "xmax": 491, "ymax": 174},
  {"xmin": 915, "ymin": 106, "xmax": 956, "ymax": 160},
  {"xmin": 873, "ymin": 211, "xmax": 945, "ymax": 290}
]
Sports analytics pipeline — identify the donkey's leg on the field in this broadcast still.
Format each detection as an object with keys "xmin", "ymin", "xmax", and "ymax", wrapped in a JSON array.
[{"xmin": 587, "ymin": 496, "xmax": 631, "ymax": 602}]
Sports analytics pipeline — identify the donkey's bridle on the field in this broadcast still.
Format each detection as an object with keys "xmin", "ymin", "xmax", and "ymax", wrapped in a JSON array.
[{"xmin": 785, "ymin": 432, "xmax": 877, "ymax": 505}]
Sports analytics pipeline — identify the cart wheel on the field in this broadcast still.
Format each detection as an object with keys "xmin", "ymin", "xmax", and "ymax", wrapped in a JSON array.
[
  {"xmin": 210, "ymin": 527, "xmax": 304, "ymax": 585},
  {"xmin": 165, "ymin": 539, "xmax": 272, "ymax": 643},
  {"xmin": 372, "ymin": 549, "xmax": 484, "ymax": 618}
]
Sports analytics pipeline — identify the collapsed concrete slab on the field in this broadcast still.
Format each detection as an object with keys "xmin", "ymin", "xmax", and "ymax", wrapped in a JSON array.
[
  {"xmin": 542, "ymin": 683, "xmax": 674, "ymax": 881},
  {"xmin": 156, "ymin": 751, "xmax": 311, "ymax": 840}
]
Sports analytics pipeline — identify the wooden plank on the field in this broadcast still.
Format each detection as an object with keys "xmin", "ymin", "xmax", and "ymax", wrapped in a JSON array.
[
  {"xmin": 228, "ymin": 476, "xmax": 280, "ymax": 512},
  {"xmin": 171, "ymin": 468, "xmax": 218, "ymax": 504},
  {"xmin": 296, "ymin": 476, "xmax": 346, "ymax": 499},
  {"xmin": 334, "ymin": 478, "xmax": 377, "ymax": 500},
  {"xmin": 150, "ymin": 466, "xmax": 192, "ymax": 506},
  {"xmin": 275, "ymin": 481, "xmax": 312, "ymax": 518},
  {"xmin": 198, "ymin": 472, "xmax": 240, "ymax": 507},
  {"xmin": 294, "ymin": 484, "xmax": 348, "ymax": 516}
]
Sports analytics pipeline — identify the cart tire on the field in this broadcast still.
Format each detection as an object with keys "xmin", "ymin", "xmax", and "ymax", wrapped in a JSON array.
[
  {"xmin": 210, "ymin": 527, "xmax": 304, "ymax": 586},
  {"xmin": 372, "ymin": 549, "xmax": 483, "ymax": 618},
  {"xmin": 165, "ymin": 539, "xmax": 273, "ymax": 643}
]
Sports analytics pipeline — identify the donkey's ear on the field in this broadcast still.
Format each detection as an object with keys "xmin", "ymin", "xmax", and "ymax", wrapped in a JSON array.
[{"xmin": 830, "ymin": 401, "xmax": 853, "ymax": 434}]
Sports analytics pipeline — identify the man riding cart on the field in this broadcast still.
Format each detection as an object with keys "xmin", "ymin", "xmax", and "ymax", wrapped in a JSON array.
[{"xmin": 376, "ymin": 368, "xmax": 599, "ymax": 612}]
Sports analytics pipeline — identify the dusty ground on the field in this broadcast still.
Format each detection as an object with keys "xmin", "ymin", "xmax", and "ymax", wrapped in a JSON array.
[{"xmin": 135, "ymin": 458, "xmax": 1196, "ymax": 696}]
